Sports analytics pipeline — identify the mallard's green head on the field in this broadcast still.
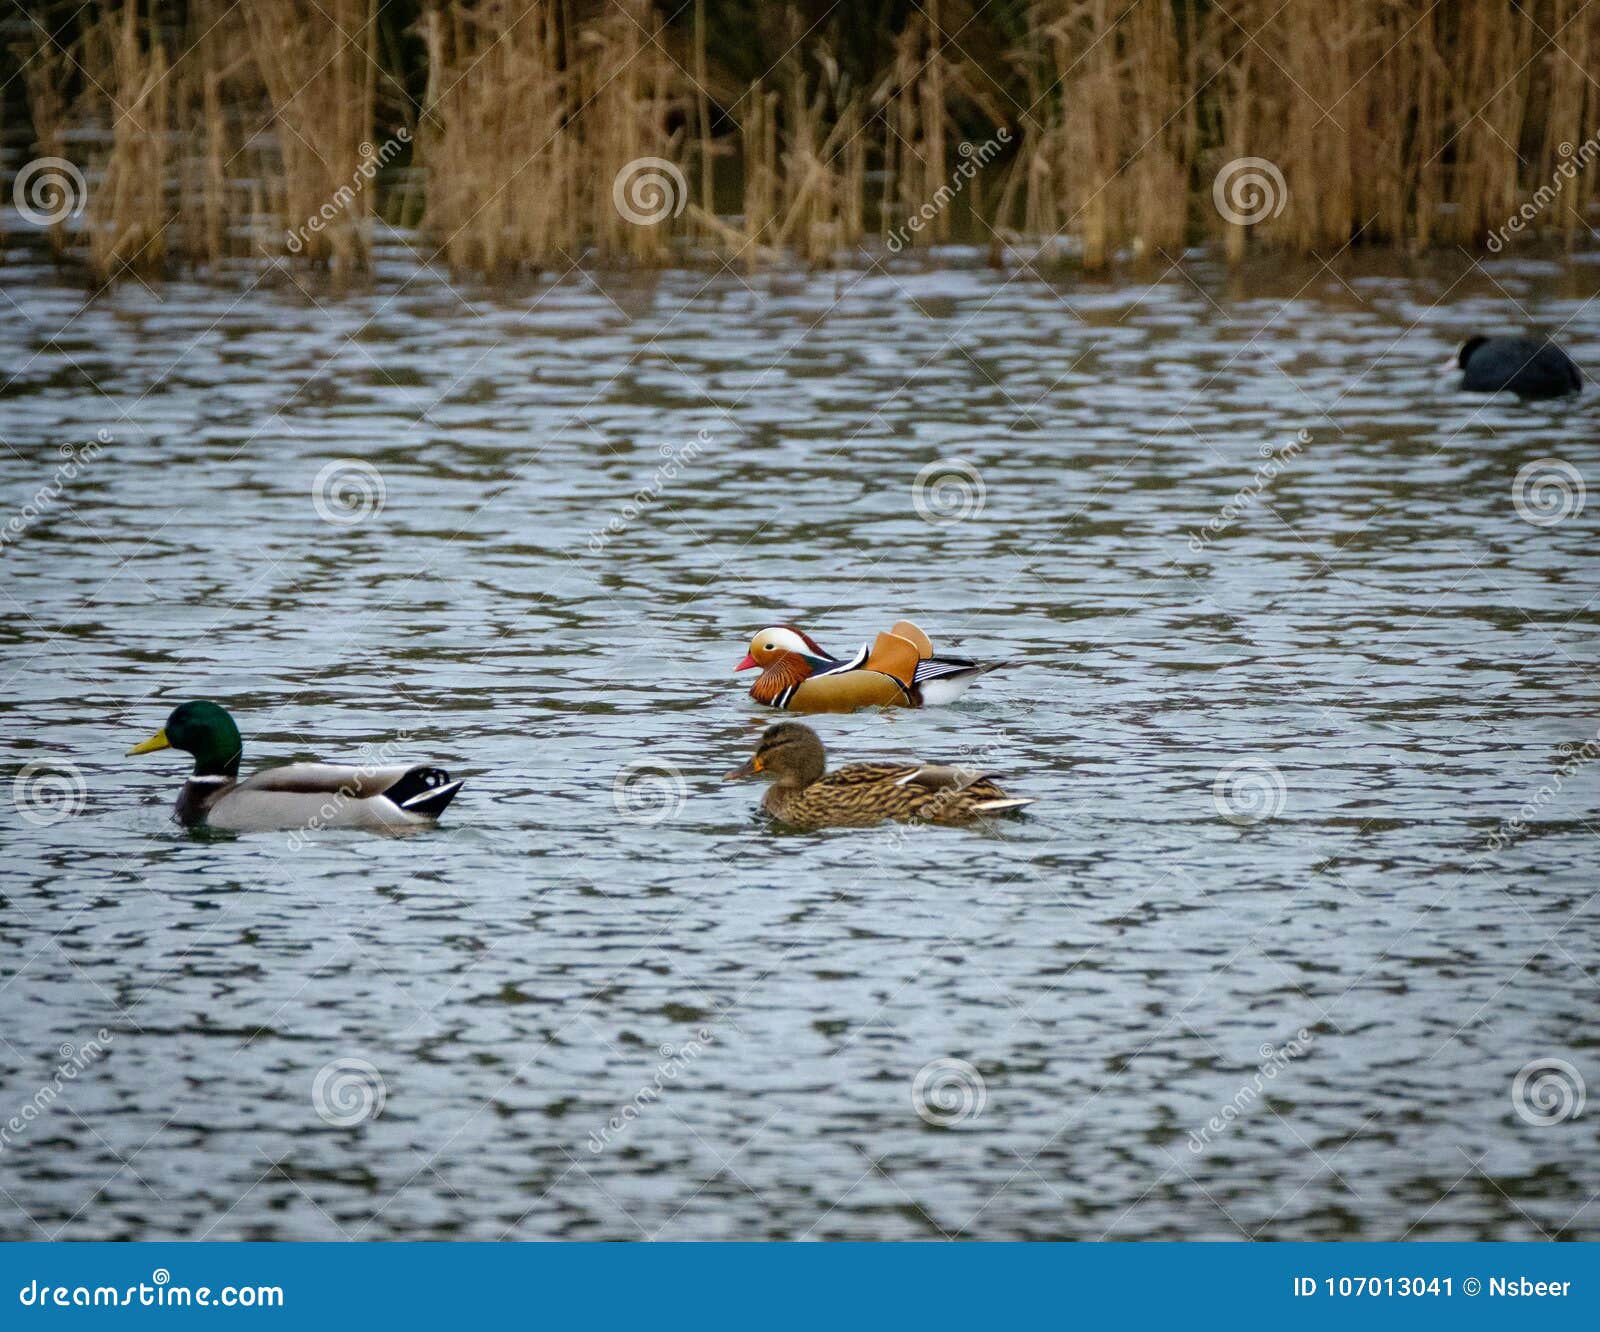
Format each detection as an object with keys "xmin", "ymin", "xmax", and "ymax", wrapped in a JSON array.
[{"xmin": 127, "ymin": 700, "xmax": 242, "ymax": 778}]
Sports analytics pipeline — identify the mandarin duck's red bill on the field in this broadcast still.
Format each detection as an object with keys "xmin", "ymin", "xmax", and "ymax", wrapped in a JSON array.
[{"xmin": 734, "ymin": 621, "xmax": 1003, "ymax": 713}]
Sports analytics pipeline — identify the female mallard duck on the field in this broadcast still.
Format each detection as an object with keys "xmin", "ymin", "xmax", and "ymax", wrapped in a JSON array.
[
  {"xmin": 736, "ymin": 620, "xmax": 1002, "ymax": 713},
  {"xmin": 127, "ymin": 700, "xmax": 462, "ymax": 832},
  {"xmin": 725, "ymin": 722, "xmax": 1032, "ymax": 828}
]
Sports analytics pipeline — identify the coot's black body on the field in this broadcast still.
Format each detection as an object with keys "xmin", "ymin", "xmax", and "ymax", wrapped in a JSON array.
[{"xmin": 1456, "ymin": 335, "xmax": 1581, "ymax": 398}]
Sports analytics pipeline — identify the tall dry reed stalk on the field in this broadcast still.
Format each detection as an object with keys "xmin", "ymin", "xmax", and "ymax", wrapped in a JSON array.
[
  {"xmin": 15, "ymin": 0, "xmax": 385, "ymax": 277},
  {"xmin": 1201, "ymin": 1, "xmax": 1600, "ymax": 257},
  {"xmin": 243, "ymin": 0, "xmax": 378, "ymax": 268},
  {"xmin": 83, "ymin": 1, "xmax": 172, "ymax": 281},
  {"xmin": 17, "ymin": 26, "xmax": 77, "ymax": 263},
  {"xmin": 996, "ymin": 0, "xmax": 1189, "ymax": 269},
  {"xmin": 419, "ymin": 0, "xmax": 576, "ymax": 273},
  {"xmin": 765, "ymin": 52, "xmax": 866, "ymax": 265},
  {"xmin": 420, "ymin": 0, "xmax": 692, "ymax": 272}
]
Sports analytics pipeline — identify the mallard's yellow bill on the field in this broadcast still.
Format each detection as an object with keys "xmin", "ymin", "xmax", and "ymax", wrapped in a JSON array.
[{"xmin": 127, "ymin": 729, "xmax": 170, "ymax": 756}]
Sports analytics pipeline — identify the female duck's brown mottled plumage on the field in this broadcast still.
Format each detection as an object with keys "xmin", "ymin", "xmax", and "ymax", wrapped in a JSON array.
[{"xmin": 724, "ymin": 722, "xmax": 1033, "ymax": 828}]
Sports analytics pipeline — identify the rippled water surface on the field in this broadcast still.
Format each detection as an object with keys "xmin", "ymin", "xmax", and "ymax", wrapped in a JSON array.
[{"xmin": 3, "ymin": 241, "xmax": 1598, "ymax": 1240}]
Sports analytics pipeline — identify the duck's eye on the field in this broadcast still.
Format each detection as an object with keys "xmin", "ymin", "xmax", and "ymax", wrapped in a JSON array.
[{"xmin": 763, "ymin": 642, "xmax": 775, "ymax": 651}]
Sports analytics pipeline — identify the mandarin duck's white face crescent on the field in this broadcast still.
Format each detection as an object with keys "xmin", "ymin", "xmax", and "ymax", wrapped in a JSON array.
[{"xmin": 737, "ymin": 626, "xmax": 822, "ymax": 670}]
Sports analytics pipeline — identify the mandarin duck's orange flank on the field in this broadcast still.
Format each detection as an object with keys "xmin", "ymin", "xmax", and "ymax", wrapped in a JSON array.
[
  {"xmin": 735, "ymin": 621, "xmax": 1002, "ymax": 713},
  {"xmin": 724, "ymin": 722, "xmax": 1034, "ymax": 828}
]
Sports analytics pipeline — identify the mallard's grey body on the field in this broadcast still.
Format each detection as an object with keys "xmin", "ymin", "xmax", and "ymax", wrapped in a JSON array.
[{"xmin": 174, "ymin": 763, "xmax": 461, "ymax": 831}]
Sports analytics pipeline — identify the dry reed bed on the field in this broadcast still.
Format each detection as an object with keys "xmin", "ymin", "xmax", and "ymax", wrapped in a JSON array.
[
  {"xmin": 7, "ymin": 0, "xmax": 1600, "ymax": 281},
  {"xmin": 8, "ymin": 0, "xmax": 381, "ymax": 280}
]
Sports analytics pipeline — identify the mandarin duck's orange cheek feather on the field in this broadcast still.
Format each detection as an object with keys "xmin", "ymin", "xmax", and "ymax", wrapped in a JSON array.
[{"xmin": 748, "ymin": 651, "xmax": 817, "ymax": 706}]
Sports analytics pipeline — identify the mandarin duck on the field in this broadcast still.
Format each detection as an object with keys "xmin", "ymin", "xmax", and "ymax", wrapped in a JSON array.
[
  {"xmin": 127, "ymin": 700, "xmax": 462, "ymax": 831},
  {"xmin": 724, "ymin": 722, "xmax": 1033, "ymax": 828},
  {"xmin": 736, "ymin": 620, "xmax": 1001, "ymax": 712}
]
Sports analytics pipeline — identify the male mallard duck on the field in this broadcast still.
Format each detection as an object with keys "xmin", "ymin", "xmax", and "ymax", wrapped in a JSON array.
[
  {"xmin": 127, "ymin": 700, "xmax": 462, "ymax": 832},
  {"xmin": 736, "ymin": 620, "xmax": 1001, "ymax": 713},
  {"xmin": 1450, "ymin": 335, "xmax": 1581, "ymax": 398},
  {"xmin": 724, "ymin": 722, "xmax": 1033, "ymax": 828}
]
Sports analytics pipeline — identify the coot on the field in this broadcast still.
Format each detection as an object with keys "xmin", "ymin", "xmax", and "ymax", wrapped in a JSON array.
[{"xmin": 1453, "ymin": 335, "xmax": 1581, "ymax": 398}]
